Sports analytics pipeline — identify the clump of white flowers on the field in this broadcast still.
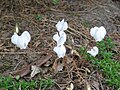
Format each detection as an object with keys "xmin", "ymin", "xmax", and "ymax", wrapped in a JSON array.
[
  {"xmin": 53, "ymin": 19, "xmax": 68, "ymax": 58},
  {"xmin": 87, "ymin": 26, "xmax": 106, "ymax": 57},
  {"xmin": 11, "ymin": 25, "xmax": 31, "ymax": 49}
]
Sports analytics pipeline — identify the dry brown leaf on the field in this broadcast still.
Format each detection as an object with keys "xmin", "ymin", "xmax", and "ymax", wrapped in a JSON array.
[
  {"xmin": 53, "ymin": 62, "xmax": 64, "ymax": 73},
  {"xmin": 31, "ymin": 54, "xmax": 52, "ymax": 67},
  {"xmin": 11, "ymin": 54, "xmax": 52, "ymax": 78},
  {"xmin": 52, "ymin": 59, "xmax": 64, "ymax": 73},
  {"xmin": 30, "ymin": 65, "xmax": 40, "ymax": 78},
  {"xmin": 57, "ymin": 63, "xmax": 64, "ymax": 72},
  {"xmin": 11, "ymin": 65, "xmax": 31, "ymax": 77}
]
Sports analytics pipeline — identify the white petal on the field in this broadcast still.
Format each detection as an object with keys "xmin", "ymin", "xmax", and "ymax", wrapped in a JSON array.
[
  {"xmin": 56, "ymin": 19, "xmax": 68, "ymax": 31},
  {"xmin": 54, "ymin": 45, "xmax": 66, "ymax": 58},
  {"xmin": 57, "ymin": 31, "xmax": 66, "ymax": 45},
  {"xmin": 99, "ymin": 26, "xmax": 106, "ymax": 39},
  {"xmin": 90, "ymin": 26, "xmax": 106, "ymax": 42},
  {"xmin": 53, "ymin": 33, "xmax": 60, "ymax": 42},
  {"xmin": 17, "ymin": 37, "xmax": 28, "ymax": 49},
  {"xmin": 87, "ymin": 46, "xmax": 99, "ymax": 57},
  {"xmin": 90, "ymin": 27, "xmax": 99, "ymax": 37},
  {"xmin": 11, "ymin": 32, "xmax": 19, "ymax": 45},
  {"xmin": 21, "ymin": 31, "xmax": 31, "ymax": 42},
  {"xmin": 56, "ymin": 21, "xmax": 61, "ymax": 31},
  {"xmin": 53, "ymin": 31, "xmax": 67, "ymax": 46},
  {"xmin": 94, "ymin": 30, "xmax": 102, "ymax": 41},
  {"xmin": 61, "ymin": 21, "xmax": 68, "ymax": 31},
  {"xmin": 61, "ymin": 19, "xmax": 65, "ymax": 23},
  {"xmin": 11, "ymin": 31, "xmax": 31, "ymax": 49}
]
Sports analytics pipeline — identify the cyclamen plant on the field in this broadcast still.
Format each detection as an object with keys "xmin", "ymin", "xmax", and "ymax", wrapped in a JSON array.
[
  {"xmin": 87, "ymin": 26, "xmax": 107, "ymax": 57},
  {"xmin": 11, "ymin": 25, "xmax": 31, "ymax": 49},
  {"xmin": 53, "ymin": 19, "xmax": 68, "ymax": 58}
]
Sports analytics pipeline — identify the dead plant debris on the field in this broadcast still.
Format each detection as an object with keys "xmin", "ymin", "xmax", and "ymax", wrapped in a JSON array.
[{"xmin": 0, "ymin": 0, "xmax": 120, "ymax": 90}]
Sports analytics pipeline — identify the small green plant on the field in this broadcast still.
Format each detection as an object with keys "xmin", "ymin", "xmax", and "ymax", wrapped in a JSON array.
[
  {"xmin": 51, "ymin": 0, "xmax": 60, "ymax": 5},
  {"xmin": 0, "ymin": 75, "xmax": 54, "ymax": 90},
  {"xmin": 35, "ymin": 14, "xmax": 43, "ymax": 21},
  {"xmin": 39, "ymin": 78, "xmax": 54, "ymax": 90},
  {"xmin": 80, "ymin": 38, "xmax": 120, "ymax": 89}
]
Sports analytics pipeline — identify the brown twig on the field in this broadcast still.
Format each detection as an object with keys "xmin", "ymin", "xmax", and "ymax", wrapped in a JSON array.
[
  {"xmin": 54, "ymin": 82, "xmax": 62, "ymax": 90},
  {"xmin": 73, "ymin": 60, "xmax": 85, "ymax": 82},
  {"xmin": 0, "ymin": 52, "xmax": 44, "ymax": 55},
  {"xmin": 49, "ymin": 6, "xmax": 98, "ymax": 14},
  {"xmin": 14, "ymin": 60, "xmax": 23, "ymax": 71},
  {"xmin": 68, "ymin": 27, "xmax": 89, "ymax": 40}
]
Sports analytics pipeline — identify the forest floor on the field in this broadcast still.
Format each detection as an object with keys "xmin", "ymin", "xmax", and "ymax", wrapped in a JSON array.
[{"xmin": 0, "ymin": 0, "xmax": 120, "ymax": 90}]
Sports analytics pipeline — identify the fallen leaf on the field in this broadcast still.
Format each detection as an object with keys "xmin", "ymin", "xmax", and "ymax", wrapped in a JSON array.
[
  {"xmin": 31, "ymin": 54, "xmax": 52, "ymax": 67},
  {"xmin": 11, "ymin": 65, "xmax": 31, "ymax": 77},
  {"xmin": 57, "ymin": 63, "xmax": 64, "ymax": 72},
  {"xmin": 30, "ymin": 65, "xmax": 40, "ymax": 78},
  {"xmin": 11, "ymin": 54, "xmax": 52, "ymax": 78},
  {"xmin": 52, "ymin": 59, "xmax": 64, "ymax": 73}
]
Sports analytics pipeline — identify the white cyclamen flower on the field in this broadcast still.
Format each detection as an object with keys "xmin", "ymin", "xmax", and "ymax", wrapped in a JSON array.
[
  {"xmin": 56, "ymin": 19, "xmax": 68, "ymax": 32},
  {"xmin": 53, "ymin": 31, "xmax": 66, "ymax": 46},
  {"xmin": 54, "ymin": 45, "xmax": 66, "ymax": 58},
  {"xmin": 90, "ymin": 26, "xmax": 106, "ymax": 42},
  {"xmin": 87, "ymin": 46, "xmax": 99, "ymax": 57},
  {"xmin": 11, "ymin": 31, "xmax": 31, "ymax": 49}
]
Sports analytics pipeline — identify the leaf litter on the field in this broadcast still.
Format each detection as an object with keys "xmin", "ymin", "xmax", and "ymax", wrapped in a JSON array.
[
  {"xmin": 11, "ymin": 54, "xmax": 52, "ymax": 78},
  {"xmin": 0, "ymin": 0, "xmax": 120, "ymax": 90}
]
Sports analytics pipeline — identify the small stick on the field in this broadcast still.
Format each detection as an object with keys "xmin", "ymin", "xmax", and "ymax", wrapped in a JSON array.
[
  {"xmin": 14, "ymin": 60, "xmax": 23, "ymax": 70},
  {"xmin": 0, "ymin": 52, "xmax": 44, "ymax": 55}
]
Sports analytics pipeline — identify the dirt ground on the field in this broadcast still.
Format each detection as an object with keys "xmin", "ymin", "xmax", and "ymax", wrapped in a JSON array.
[{"xmin": 0, "ymin": 0, "xmax": 120, "ymax": 90}]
